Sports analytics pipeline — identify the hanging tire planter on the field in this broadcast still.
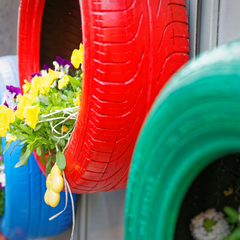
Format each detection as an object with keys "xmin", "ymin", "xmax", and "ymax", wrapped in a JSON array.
[
  {"xmin": 125, "ymin": 40, "xmax": 240, "ymax": 240},
  {"xmin": 1, "ymin": 138, "xmax": 76, "ymax": 240},
  {"xmin": 0, "ymin": 56, "xmax": 76, "ymax": 240},
  {"xmin": 18, "ymin": 0, "xmax": 189, "ymax": 193}
]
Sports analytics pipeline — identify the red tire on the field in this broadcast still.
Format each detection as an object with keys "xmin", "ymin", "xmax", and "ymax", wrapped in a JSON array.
[
  {"xmin": 0, "ymin": 232, "xmax": 8, "ymax": 240},
  {"xmin": 18, "ymin": 0, "xmax": 189, "ymax": 193}
]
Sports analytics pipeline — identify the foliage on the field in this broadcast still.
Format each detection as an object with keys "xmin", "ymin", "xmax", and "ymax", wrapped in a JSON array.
[
  {"xmin": 0, "ymin": 139, "xmax": 4, "ymax": 217},
  {"xmin": 1, "ymin": 44, "xmax": 83, "ymax": 175},
  {"xmin": 190, "ymin": 206, "xmax": 240, "ymax": 240},
  {"xmin": 0, "ymin": 188, "xmax": 4, "ymax": 216}
]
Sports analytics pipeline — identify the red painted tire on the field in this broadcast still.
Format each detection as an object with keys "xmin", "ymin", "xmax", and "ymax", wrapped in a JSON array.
[
  {"xmin": 18, "ymin": 0, "xmax": 189, "ymax": 193},
  {"xmin": 0, "ymin": 232, "xmax": 8, "ymax": 240}
]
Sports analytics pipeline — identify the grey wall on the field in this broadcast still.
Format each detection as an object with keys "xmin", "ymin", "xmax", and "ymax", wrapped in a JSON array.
[
  {"xmin": 187, "ymin": 0, "xmax": 240, "ymax": 58},
  {"xmin": 0, "ymin": 0, "xmax": 19, "ymax": 56},
  {"xmin": 218, "ymin": 0, "xmax": 240, "ymax": 45}
]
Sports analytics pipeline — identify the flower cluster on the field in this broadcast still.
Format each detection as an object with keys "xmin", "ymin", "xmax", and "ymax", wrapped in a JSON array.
[
  {"xmin": 0, "ymin": 141, "xmax": 4, "ymax": 216},
  {"xmin": 190, "ymin": 208, "xmax": 230, "ymax": 240},
  {"xmin": 1, "ymin": 43, "xmax": 83, "ymax": 178}
]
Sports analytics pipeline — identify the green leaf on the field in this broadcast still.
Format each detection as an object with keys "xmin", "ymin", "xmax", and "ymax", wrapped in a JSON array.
[
  {"xmin": 64, "ymin": 119, "xmax": 76, "ymax": 125},
  {"xmin": 50, "ymin": 136, "xmax": 58, "ymax": 143},
  {"xmin": 224, "ymin": 206, "xmax": 239, "ymax": 223},
  {"xmin": 52, "ymin": 93, "xmax": 57, "ymax": 105},
  {"xmin": 20, "ymin": 140, "xmax": 28, "ymax": 145},
  {"xmin": 61, "ymin": 95, "xmax": 67, "ymax": 101},
  {"xmin": 223, "ymin": 226, "xmax": 240, "ymax": 240},
  {"xmin": 46, "ymin": 104, "xmax": 52, "ymax": 114},
  {"xmin": 56, "ymin": 150, "xmax": 66, "ymax": 171},
  {"xmin": 40, "ymin": 150, "xmax": 46, "ymax": 165},
  {"xmin": 36, "ymin": 146, "xmax": 41, "ymax": 156},
  {"xmin": 34, "ymin": 123, "xmax": 43, "ymax": 132},
  {"xmin": 58, "ymin": 139, "xmax": 65, "ymax": 147},
  {"xmin": 14, "ymin": 133, "xmax": 26, "ymax": 141},
  {"xmin": 46, "ymin": 153, "xmax": 53, "ymax": 175},
  {"xmin": 68, "ymin": 75, "xmax": 82, "ymax": 88},
  {"xmin": 39, "ymin": 94, "xmax": 49, "ymax": 105},
  {"xmin": 3, "ymin": 142, "xmax": 11, "ymax": 154},
  {"xmin": 51, "ymin": 106, "xmax": 60, "ymax": 111},
  {"xmin": 19, "ymin": 124, "xmax": 32, "ymax": 135},
  {"xmin": 15, "ymin": 146, "xmax": 32, "ymax": 168},
  {"xmin": 15, "ymin": 118, "xmax": 21, "ymax": 124}
]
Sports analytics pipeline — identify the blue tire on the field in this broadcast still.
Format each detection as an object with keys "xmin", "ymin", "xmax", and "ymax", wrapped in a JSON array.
[{"xmin": 0, "ymin": 56, "xmax": 77, "ymax": 239}]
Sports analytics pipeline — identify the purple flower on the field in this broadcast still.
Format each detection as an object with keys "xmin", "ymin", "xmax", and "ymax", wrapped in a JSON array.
[
  {"xmin": 3, "ymin": 101, "xmax": 9, "ymax": 108},
  {"xmin": 56, "ymin": 56, "xmax": 72, "ymax": 67},
  {"xmin": 6, "ymin": 85, "xmax": 21, "ymax": 98},
  {"xmin": 43, "ymin": 64, "xmax": 50, "ymax": 72},
  {"xmin": 0, "ymin": 184, "xmax": 4, "ymax": 190},
  {"xmin": 31, "ymin": 72, "xmax": 41, "ymax": 77},
  {"xmin": 0, "ymin": 156, "xmax": 3, "ymax": 162},
  {"xmin": 14, "ymin": 106, "xmax": 17, "ymax": 111}
]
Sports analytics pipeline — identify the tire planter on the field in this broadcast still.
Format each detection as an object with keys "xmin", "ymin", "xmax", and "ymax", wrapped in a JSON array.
[
  {"xmin": 0, "ymin": 56, "xmax": 76, "ymax": 240},
  {"xmin": 175, "ymin": 153, "xmax": 240, "ymax": 239},
  {"xmin": 125, "ymin": 40, "xmax": 240, "ymax": 240},
  {"xmin": 18, "ymin": 0, "xmax": 189, "ymax": 193}
]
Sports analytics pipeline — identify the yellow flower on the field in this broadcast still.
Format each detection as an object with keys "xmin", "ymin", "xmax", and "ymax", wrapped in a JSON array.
[
  {"xmin": 31, "ymin": 76, "xmax": 40, "ymax": 93},
  {"xmin": 71, "ymin": 43, "xmax": 83, "ymax": 69},
  {"xmin": 23, "ymin": 105, "xmax": 40, "ymax": 129},
  {"xmin": 48, "ymin": 69, "xmax": 61, "ymax": 81},
  {"xmin": 31, "ymin": 70, "xmax": 60, "ymax": 95},
  {"xmin": 74, "ymin": 94, "xmax": 80, "ymax": 106},
  {"xmin": 32, "ymin": 76, "xmax": 50, "ymax": 95},
  {"xmin": 15, "ymin": 93, "xmax": 37, "ymax": 120},
  {"xmin": 58, "ymin": 75, "xmax": 69, "ymax": 89},
  {"xmin": 0, "ymin": 105, "xmax": 15, "ymax": 137},
  {"xmin": 16, "ymin": 93, "xmax": 23, "ymax": 102},
  {"xmin": 22, "ymin": 80, "xmax": 31, "ymax": 93},
  {"xmin": 62, "ymin": 125, "xmax": 68, "ymax": 132},
  {"xmin": 6, "ymin": 133, "xmax": 17, "ymax": 142}
]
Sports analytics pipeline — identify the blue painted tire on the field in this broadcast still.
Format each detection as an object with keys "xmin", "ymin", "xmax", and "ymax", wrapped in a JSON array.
[{"xmin": 0, "ymin": 56, "xmax": 77, "ymax": 239}]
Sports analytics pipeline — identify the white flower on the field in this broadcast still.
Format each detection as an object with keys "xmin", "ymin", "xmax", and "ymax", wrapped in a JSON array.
[
  {"xmin": 0, "ymin": 164, "xmax": 6, "ymax": 187},
  {"xmin": 2, "ymin": 90, "xmax": 16, "ymax": 109},
  {"xmin": 53, "ymin": 61, "xmax": 60, "ymax": 71},
  {"xmin": 40, "ymin": 69, "xmax": 48, "ymax": 76},
  {"xmin": 190, "ymin": 208, "xmax": 231, "ymax": 240},
  {"xmin": 50, "ymin": 80, "xmax": 57, "ymax": 88},
  {"xmin": 63, "ymin": 64, "xmax": 70, "ymax": 74}
]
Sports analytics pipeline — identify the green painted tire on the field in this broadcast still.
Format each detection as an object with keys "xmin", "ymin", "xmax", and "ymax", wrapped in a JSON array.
[{"xmin": 125, "ymin": 40, "xmax": 240, "ymax": 240}]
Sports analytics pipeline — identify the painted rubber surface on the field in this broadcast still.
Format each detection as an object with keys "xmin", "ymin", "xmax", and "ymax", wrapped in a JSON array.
[
  {"xmin": 0, "ymin": 56, "xmax": 76, "ymax": 240},
  {"xmin": 18, "ymin": 0, "xmax": 189, "ymax": 193},
  {"xmin": 1, "ymin": 138, "xmax": 76, "ymax": 240},
  {"xmin": 125, "ymin": 40, "xmax": 240, "ymax": 240},
  {"xmin": 0, "ymin": 232, "xmax": 7, "ymax": 240}
]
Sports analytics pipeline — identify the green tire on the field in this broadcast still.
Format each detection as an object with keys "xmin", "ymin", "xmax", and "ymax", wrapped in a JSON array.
[{"xmin": 125, "ymin": 40, "xmax": 240, "ymax": 240}]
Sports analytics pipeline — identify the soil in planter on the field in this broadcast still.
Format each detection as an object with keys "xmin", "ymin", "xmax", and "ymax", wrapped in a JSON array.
[
  {"xmin": 40, "ymin": 0, "xmax": 82, "ymax": 68},
  {"xmin": 174, "ymin": 153, "xmax": 240, "ymax": 240}
]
